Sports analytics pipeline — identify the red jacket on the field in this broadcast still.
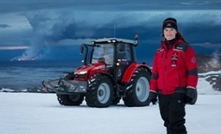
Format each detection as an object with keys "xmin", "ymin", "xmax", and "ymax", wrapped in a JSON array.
[{"xmin": 150, "ymin": 39, "xmax": 198, "ymax": 95}]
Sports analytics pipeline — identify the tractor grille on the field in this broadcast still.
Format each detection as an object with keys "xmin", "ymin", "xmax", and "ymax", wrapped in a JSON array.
[{"xmin": 74, "ymin": 74, "xmax": 87, "ymax": 78}]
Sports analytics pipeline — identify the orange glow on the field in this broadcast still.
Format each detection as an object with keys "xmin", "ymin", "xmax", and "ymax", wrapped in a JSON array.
[
  {"xmin": 0, "ymin": 46, "xmax": 29, "ymax": 50},
  {"xmin": 10, "ymin": 57, "xmax": 36, "ymax": 61}
]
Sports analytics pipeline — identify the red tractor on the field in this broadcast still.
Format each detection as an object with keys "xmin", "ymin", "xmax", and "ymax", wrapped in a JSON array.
[{"xmin": 42, "ymin": 37, "xmax": 152, "ymax": 108}]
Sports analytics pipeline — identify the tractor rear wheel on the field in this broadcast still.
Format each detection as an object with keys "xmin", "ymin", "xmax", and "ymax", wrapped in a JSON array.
[
  {"xmin": 123, "ymin": 68, "xmax": 150, "ymax": 107},
  {"xmin": 86, "ymin": 75, "xmax": 114, "ymax": 108},
  {"xmin": 57, "ymin": 94, "xmax": 84, "ymax": 106}
]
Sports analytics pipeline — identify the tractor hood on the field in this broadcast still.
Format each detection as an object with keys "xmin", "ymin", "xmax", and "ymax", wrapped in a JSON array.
[{"xmin": 74, "ymin": 62, "xmax": 107, "ymax": 80}]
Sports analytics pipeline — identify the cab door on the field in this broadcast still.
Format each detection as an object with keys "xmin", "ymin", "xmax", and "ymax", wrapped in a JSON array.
[{"xmin": 115, "ymin": 43, "xmax": 132, "ymax": 82}]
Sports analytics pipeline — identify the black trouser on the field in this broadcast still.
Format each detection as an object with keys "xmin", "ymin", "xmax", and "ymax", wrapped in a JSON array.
[{"xmin": 158, "ymin": 93, "xmax": 187, "ymax": 134}]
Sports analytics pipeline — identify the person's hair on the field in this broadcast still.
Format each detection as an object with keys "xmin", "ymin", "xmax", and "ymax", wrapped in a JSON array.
[{"xmin": 176, "ymin": 32, "xmax": 188, "ymax": 43}]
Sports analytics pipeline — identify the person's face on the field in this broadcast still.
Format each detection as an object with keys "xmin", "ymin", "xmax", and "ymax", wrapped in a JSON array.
[{"xmin": 163, "ymin": 28, "xmax": 177, "ymax": 40}]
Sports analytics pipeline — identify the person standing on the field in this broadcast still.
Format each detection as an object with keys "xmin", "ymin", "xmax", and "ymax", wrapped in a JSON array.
[{"xmin": 149, "ymin": 17, "xmax": 198, "ymax": 134}]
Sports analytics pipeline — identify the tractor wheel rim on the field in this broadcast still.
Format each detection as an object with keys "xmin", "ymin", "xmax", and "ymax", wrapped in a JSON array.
[
  {"xmin": 136, "ymin": 77, "xmax": 149, "ymax": 102},
  {"xmin": 97, "ymin": 83, "xmax": 110, "ymax": 104}
]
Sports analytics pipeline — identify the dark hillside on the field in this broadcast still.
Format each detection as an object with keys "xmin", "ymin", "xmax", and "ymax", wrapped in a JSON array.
[{"xmin": 197, "ymin": 53, "xmax": 221, "ymax": 91}]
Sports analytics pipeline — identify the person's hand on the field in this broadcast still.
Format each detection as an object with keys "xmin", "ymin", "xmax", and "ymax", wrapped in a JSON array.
[
  {"xmin": 186, "ymin": 88, "xmax": 197, "ymax": 104},
  {"xmin": 149, "ymin": 91, "xmax": 157, "ymax": 105}
]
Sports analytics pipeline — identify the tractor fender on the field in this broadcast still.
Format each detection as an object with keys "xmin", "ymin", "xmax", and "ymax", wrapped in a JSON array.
[
  {"xmin": 99, "ymin": 72, "xmax": 117, "ymax": 86},
  {"xmin": 121, "ymin": 63, "xmax": 151, "ymax": 83},
  {"xmin": 105, "ymin": 73, "xmax": 117, "ymax": 86}
]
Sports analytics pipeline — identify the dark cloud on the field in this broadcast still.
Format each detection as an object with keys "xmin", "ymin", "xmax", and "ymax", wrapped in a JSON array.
[
  {"xmin": 0, "ymin": 0, "xmax": 221, "ymax": 13},
  {"xmin": 25, "ymin": 10, "xmax": 220, "ymax": 44},
  {"xmin": 0, "ymin": 24, "xmax": 11, "ymax": 28},
  {"xmin": 181, "ymin": 23, "xmax": 221, "ymax": 44},
  {"xmin": 0, "ymin": 0, "xmax": 221, "ymax": 61}
]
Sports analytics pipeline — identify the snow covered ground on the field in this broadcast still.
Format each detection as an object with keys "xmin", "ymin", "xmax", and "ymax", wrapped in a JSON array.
[{"xmin": 0, "ymin": 73, "xmax": 221, "ymax": 134}]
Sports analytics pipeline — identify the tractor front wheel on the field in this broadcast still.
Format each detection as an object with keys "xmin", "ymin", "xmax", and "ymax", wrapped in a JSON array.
[
  {"xmin": 56, "ymin": 73, "xmax": 84, "ymax": 106},
  {"xmin": 57, "ymin": 94, "xmax": 84, "ymax": 106},
  {"xmin": 86, "ymin": 75, "xmax": 114, "ymax": 108}
]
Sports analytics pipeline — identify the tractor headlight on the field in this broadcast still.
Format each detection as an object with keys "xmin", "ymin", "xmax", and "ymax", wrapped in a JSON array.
[
  {"xmin": 75, "ymin": 71, "xmax": 88, "ymax": 78},
  {"xmin": 78, "ymin": 71, "xmax": 88, "ymax": 75},
  {"xmin": 111, "ymin": 39, "xmax": 116, "ymax": 43}
]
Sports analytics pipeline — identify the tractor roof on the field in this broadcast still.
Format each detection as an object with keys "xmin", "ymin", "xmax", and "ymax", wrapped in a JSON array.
[{"xmin": 90, "ymin": 38, "xmax": 138, "ymax": 46}]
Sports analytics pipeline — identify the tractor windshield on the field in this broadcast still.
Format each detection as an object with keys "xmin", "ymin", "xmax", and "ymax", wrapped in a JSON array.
[{"xmin": 92, "ymin": 44, "xmax": 114, "ymax": 65}]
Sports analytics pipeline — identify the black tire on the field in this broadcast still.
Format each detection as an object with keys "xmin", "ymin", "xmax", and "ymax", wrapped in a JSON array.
[
  {"xmin": 123, "ymin": 68, "xmax": 151, "ymax": 107},
  {"xmin": 56, "ymin": 74, "xmax": 84, "ymax": 106},
  {"xmin": 57, "ymin": 94, "xmax": 84, "ymax": 106},
  {"xmin": 86, "ymin": 75, "xmax": 114, "ymax": 108},
  {"xmin": 112, "ymin": 97, "xmax": 121, "ymax": 105}
]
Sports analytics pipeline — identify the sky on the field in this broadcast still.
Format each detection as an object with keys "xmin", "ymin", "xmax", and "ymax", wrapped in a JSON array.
[
  {"xmin": 1, "ymin": 71, "xmax": 221, "ymax": 134},
  {"xmin": 0, "ymin": 0, "xmax": 221, "ymax": 61}
]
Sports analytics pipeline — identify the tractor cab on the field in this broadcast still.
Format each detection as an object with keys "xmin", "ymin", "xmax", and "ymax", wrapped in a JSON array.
[{"xmin": 80, "ymin": 38, "xmax": 137, "ymax": 81}]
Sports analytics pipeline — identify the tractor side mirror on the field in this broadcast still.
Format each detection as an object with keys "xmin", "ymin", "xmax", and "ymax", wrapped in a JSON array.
[{"xmin": 79, "ymin": 45, "xmax": 84, "ymax": 54}]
